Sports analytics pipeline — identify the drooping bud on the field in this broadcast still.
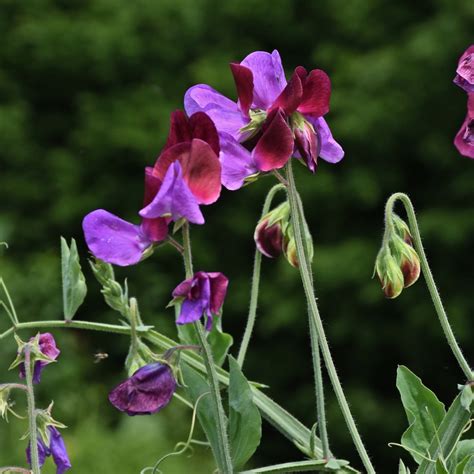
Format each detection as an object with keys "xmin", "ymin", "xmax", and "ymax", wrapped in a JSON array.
[
  {"xmin": 392, "ymin": 214, "xmax": 413, "ymax": 245},
  {"xmin": 254, "ymin": 202, "xmax": 290, "ymax": 258},
  {"xmin": 374, "ymin": 248, "xmax": 405, "ymax": 299},
  {"xmin": 391, "ymin": 234, "xmax": 420, "ymax": 288},
  {"xmin": 282, "ymin": 215, "xmax": 314, "ymax": 269}
]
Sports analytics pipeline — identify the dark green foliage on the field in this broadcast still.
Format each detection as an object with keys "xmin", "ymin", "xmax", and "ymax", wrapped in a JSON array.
[{"xmin": 1, "ymin": 0, "xmax": 474, "ymax": 472}]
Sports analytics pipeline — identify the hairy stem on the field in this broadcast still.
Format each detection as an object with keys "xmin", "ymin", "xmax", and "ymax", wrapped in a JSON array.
[
  {"xmin": 385, "ymin": 192, "xmax": 472, "ymax": 380},
  {"xmin": 237, "ymin": 183, "xmax": 286, "ymax": 368},
  {"xmin": 182, "ymin": 222, "xmax": 233, "ymax": 473},
  {"xmin": 24, "ymin": 346, "xmax": 40, "ymax": 474},
  {"xmin": 286, "ymin": 159, "xmax": 375, "ymax": 473}
]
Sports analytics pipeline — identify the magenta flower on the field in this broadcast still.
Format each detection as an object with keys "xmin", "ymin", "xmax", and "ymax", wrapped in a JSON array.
[
  {"xmin": 27, "ymin": 426, "xmax": 71, "ymax": 474},
  {"xmin": 19, "ymin": 333, "xmax": 60, "ymax": 384},
  {"xmin": 185, "ymin": 50, "xmax": 344, "ymax": 189},
  {"xmin": 172, "ymin": 272, "xmax": 229, "ymax": 330},
  {"xmin": 108, "ymin": 362, "xmax": 176, "ymax": 416},
  {"xmin": 454, "ymin": 45, "xmax": 474, "ymax": 93},
  {"xmin": 454, "ymin": 94, "xmax": 474, "ymax": 159}
]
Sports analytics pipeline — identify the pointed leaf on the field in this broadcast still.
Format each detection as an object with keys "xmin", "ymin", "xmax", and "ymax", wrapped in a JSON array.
[
  {"xmin": 456, "ymin": 455, "xmax": 474, "ymax": 474},
  {"xmin": 208, "ymin": 323, "xmax": 233, "ymax": 367},
  {"xmin": 228, "ymin": 355, "xmax": 262, "ymax": 470},
  {"xmin": 435, "ymin": 458, "xmax": 449, "ymax": 474},
  {"xmin": 239, "ymin": 459, "xmax": 355, "ymax": 473},
  {"xmin": 397, "ymin": 366, "xmax": 445, "ymax": 464},
  {"xmin": 61, "ymin": 237, "xmax": 87, "ymax": 320}
]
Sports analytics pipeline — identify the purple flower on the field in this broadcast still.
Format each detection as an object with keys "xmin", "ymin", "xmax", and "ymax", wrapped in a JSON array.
[
  {"xmin": 19, "ymin": 333, "xmax": 60, "ymax": 384},
  {"xmin": 27, "ymin": 426, "xmax": 71, "ymax": 474},
  {"xmin": 108, "ymin": 362, "xmax": 176, "ymax": 416},
  {"xmin": 454, "ymin": 94, "xmax": 474, "ymax": 159},
  {"xmin": 454, "ymin": 45, "xmax": 474, "ymax": 93},
  {"xmin": 185, "ymin": 50, "xmax": 344, "ymax": 189},
  {"xmin": 172, "ymin": 272, "xmax": 229, "ymax": 330}
]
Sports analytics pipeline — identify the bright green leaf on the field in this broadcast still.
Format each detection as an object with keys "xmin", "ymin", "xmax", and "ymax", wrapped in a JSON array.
[
  {"xmin": 61, "ymin": 237, "xmax": 87, "ymax": 320},
  {"xmin": 228, "ymin": 355, "xmax": 262, "ymax": 470},
  {"xmin": 208, "ymin": 325, "xmax": 233, "ymax": 367},
  {"xmin": 435, "ymin": 458, "xmax": 448, "ymax": 474},
  {"xmin": 396, "ymin": 366, "xmax": 445, "ymax": 464},
  {"xmin": 455, "ymin": 455, "xmax": 474, "ymax": 474}
]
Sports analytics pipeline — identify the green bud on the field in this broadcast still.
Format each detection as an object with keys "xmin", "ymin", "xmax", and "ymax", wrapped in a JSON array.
[
  {"xmin": 282, "ymin": 211, "xmax": 314, "ymax": 268},
  {"xmin": 374, "ymin": 247, "xmax": 405, "ymax": 299},
  {"xmin": 0, "ymin": 387, "xmax": 11, "ymax": 421}
]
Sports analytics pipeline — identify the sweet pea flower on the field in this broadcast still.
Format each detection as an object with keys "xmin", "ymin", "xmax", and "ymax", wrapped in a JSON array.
[
  {"xmin": 454, "ymin": 45, "xmax": 474, "ymax": 93},
  {"xmin": 172, "ymin": 272, "xmax": 228, "ymax": 330},
  {"xmin": 83, "ymin": 111, "xmax": 221, "ymax": 266},
  {"xmin": 27, "ymin": 426, "xmax": 72, "ymax": 474},
  {"xmin": 454, "ymin": 94, "xmax": 474, "ymax": 159},
  {"xmin": 19, "ymin": 333, "xmax": 60, "ymax": 384},
  {"xmin": 108, "ymin": 362, "xmax": 176, "ymax": 416},
  {"xmin": 185, "ymin": 50, "xmax": 344, "ymax": 189}
]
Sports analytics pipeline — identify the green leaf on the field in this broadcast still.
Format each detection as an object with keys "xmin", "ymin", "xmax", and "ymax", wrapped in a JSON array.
[
  {"xmin": 456, "ymin": 440, "xmax": 474, "ymax": 464},
  {"xmin": 455, "ymin": 455, "xmax": 474, "ymax": 474},
  {"xmin": 208, "ymin": 323, "xmax": 233, "ymax": 367},
  {"xmin": 435, "ymin": 458, "xmax": 448, "ymax": 474},
  {"xmin": 396, "ymin": 366, "xmax": 446, "ymax": 464},
  {"xmin": 416, "ymin": 394, "xmax": 471, "ymax": 474},
  {"xmin": 61, "ymin": 237, "xmax": 87, "ymax": 320},
  {"xmin": 181, "ymin": 363, "xmax": 225, "ymax": 473},
  {"xmin": 239, "ymin": 459, "xmax": 355, "ymax": 473},
  {"xmin": 228, "ymin": 355, "xmax": 262, "ymax": 470},
  {"xmin": 459, "ymin": 384, "xmax": 473, "ymax": 412},
  {"xmin": 399, "ymin": 460, "xmax": 411, "ymax": 474}
]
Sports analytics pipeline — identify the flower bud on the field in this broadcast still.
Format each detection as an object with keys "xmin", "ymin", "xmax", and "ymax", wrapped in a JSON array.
[
  {"xmin": 392, "ymin": 214, "xmax": 413, "ymax": 245},
  {"xmin": 292, "ymin": 112, "xmax": 320, "ymax": 173},
  {"xmin": 374, "ymin": 248, "xmax": 405, "ymax": 299},
  {"xmin": 282, "ymin": 220, "xmax": 314, "ymax": 269},
  {"xmin": 0, "ymin": 387, "xmax": 11, "ymax": 421},
  {"xmin": 254, "ymin": 202, "xmax": 290, "ymax": 258},
  {"xmin": 397, "ymin": 239, "xmax": 421, "ymax": 288}
]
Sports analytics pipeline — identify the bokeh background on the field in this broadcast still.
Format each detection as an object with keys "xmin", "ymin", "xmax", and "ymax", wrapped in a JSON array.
[{"xmin": 1, "ymin": 0, "xmax": 474, "ymax": 472}]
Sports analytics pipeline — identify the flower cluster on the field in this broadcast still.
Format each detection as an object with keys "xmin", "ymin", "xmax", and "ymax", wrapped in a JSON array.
[{"xmin": 454, "ymin": 45, "xmax": 474, "ymax": 159}]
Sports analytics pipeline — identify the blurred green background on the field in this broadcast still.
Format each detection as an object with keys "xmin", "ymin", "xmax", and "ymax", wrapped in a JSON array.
[{"xmin": 1, "ymin": 0, "xmax": 474, "ymax": 472}]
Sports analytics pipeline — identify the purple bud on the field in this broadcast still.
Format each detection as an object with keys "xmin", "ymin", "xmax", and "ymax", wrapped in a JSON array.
[
  {"xmin": 293, "ymin": 115, "xmax": 320, "ymax": 173},
  {"xmin": 454, "ymin": 45, "xmax": 474, "ymax": 93},
  {"xmin": 172, "ymin": 272, "xmax": 229, "ymax": 330},
  {"xmin": 108, "ymin": 362, "xmax": 177, "ymax": 416},
  {"xmin": 19, "ymin": 333, "xmax": 60, "ymax": 384},
  {"xmin": 254, "ymin": 218, "xmax": 284, "ymax": 258}
]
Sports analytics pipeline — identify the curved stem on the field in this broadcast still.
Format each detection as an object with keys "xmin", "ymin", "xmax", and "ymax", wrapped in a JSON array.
[
  {"xmin": 237, "ymin": 183, "xmax": 286, "ymax": 368},
  {"xmin": 24, "ymin": 347, "xmax": 40, "ymax": 474},
  {"xmin": 286, "ymin": 159, "xmax": 375, "ymax": 473},
  {"xmin": 385, "ymin": 192, "xmax": 472, "ymax": 380},
  {"xmin": 181, "ymin": 222, "xmax": 233, "ymax": 473}
]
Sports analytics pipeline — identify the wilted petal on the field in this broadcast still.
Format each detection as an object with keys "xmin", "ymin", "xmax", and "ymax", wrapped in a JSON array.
[
  {"xmin": 49, "ymin": 427, "xmax": 72, "ymax": 474},
  {"xmin": 241, "ymin": 50, "xmax": 287, "ymax": 110},
  {"xmin": 83, "ymin": 210, "xmax": 152, "ymax": 266},
  {"xmin": 309, "ymin": 117, "xmax": 344, "ymax": 163},
  {"xmin": 253, "ymin": 110, "xmax": 294, "ymax": 171},
  {"xmin": 297, "ymin": 69, "xmax": 331, "ymax": 117},
  {"xmin": 230, "ymin": 63, "xmax": 254, "ymax": 116},
  {"xmin": 184, "ymin": 84, "xmax": 248, "ymax": 140},
  {"xmin": 109, "ymin": 363, "xmax": 176, "ymax": 416},
  {"xmin": 140, "ymin": 162, "xmax": 204, "ymax": 224},
  {"xmin": 219, "ymin": 132, "xmax": 258, "ymax": 190},
  {"xmin": 27, "ymin": 436, "xmax": 50, "ymax": 468}
]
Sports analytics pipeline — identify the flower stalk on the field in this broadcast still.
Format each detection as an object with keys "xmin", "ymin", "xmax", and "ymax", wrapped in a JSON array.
[
  {"xmin": 237, "ymin": 183, "xmax": 286, "ymax": 368},
  {"xmin": 286, "ymin": 159, "xmax": 375, "ymax": 473},
  {"xmin": 24, "ymin": 346, "xmax": 40, "ymax": 474},
  {"xmin": 181, "ymin": 222, "xmax": 233, "ymax": 473},
  {"xmin": 384, "ymin": 192, "xmax": 472, "ymax": 380}
]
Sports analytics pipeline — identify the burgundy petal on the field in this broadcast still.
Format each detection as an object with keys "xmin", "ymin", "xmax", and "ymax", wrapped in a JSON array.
[
  {"xmin": 270, "ymin": 70, "xmax": 303, "ymax": 115},
  {"xmin": 253, "ymin": 111, "xmax": 294, "ymax": 171},
  {"xmin": 297, "ymin": 69, "xmax": 331, "ymax": 117},
  {"xmin": 142, "ymin": 168, "xmax": 169, "ymax": 242},
  {"xmin": 230, "ymin": 63, "xmax": 254, "ymax": 117},
  {"xmin": 189, "ymin": 111, "xmax": 220, "ymax": 155},
  {"xmin": 163, "ymin": 110, "xmax": 192, "ymax": 151},
  {"xmin": 208, "ymin": 272, "xmax": 229, "ymax": 315}
]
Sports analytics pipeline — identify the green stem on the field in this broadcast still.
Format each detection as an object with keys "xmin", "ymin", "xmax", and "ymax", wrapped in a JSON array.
[
  {"xmin": 286, "ymin": 159, "xmax": 375, "ymax": 474},
  {"xmin": 385, "ymin": 193, "xmax": 472, "ymax": 381},
  {"xmin": 182, "ymin": 222, "xmax": 233, "ymax": 473},
  {"xmin": 237, "ymin": 183, "xmax": 286, "ymax": 368},
  {"xmin": 24, "ymin": 346, "xmax": 40, "ymax": 474},
  {"xmin": 0, "ymin": 320, "xmax": 151, "ymax": 341},
  {"xmin": 0, "ymin": 468, "xmax": 32, "ymax": 473}
]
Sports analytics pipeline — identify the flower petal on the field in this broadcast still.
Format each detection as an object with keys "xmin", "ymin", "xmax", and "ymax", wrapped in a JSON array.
[
  {"xmin": 454, "ymin": 95, "xmax": 474, "ymax": 159},
  {"xmin": 189, "ymin": 111, "xmax": 220, "ymax": 155},
  {"xmin": 180, "ymin": 139, "xmax": 221, "ymax": 204},
  {"xmin": 142, "ymin": 168, "xmax": 169, "ymax": 243},
  {"xmin": 270, "ymin": 70, "xmax": 303, "ymax": 115},
  {"xmin": 230, "ymin": 63, "xmax": 254, "ymax": 117},
  {"xmin": 83, "ymin": 210, "xmax": 151, "ymax": 266},
  {"xmin": 177, "ymin": 298, "xmax": 206, "ymax": 325},
  {"xmin": 49, "ymin": 427, "xmax": 72, "ymax": 474},
  {"xmin": 454, "ymin": 45, "xmax": 474, "ymax": 93},
  {"xmin": 241, "ymin": 50, "xmax": 287, "ymax": 110},
  {"xmin": 253, "ymin": 110, "xmax": 294, "ymax": 171},
  {"xmin": 163, "ymin": 110, "xmax": 192, "ymax": 151},
  {"xmin": 27, "ymin": 437, "xmax": 50, "ymax": 468},
  {"xmin": 140, "ymin": 162, "xmax": 204, "ymax": 224},
  {"xmin": 308, "ymin": 117, "xmax": 345, "ymax": 163},
  {"xmin": 184, "ymin": 84, "xmax": 247, "ymax": 140},
  {"xmin": 219, "ymin": 132, "xmax": 258, "ymax": 190},
  {"xmin": 297, "ymin": 69, "xmax": 331, "ymax": 117},
  {"xmin": 207, "ymin": 272, "xmax": 229, "ymax": 315}
]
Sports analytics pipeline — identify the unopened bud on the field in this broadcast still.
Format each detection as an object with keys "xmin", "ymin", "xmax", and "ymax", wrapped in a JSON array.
[
  {"xmin": 292, "ymin": 112, "xmax": 320, "ymax": 173},
  {"xmin": 398, "ymin": 241, "xmax": 421, "ymax": 288},
  {"xmin": 374, "ymin": 248, "xmax": 405, "ymax": 299},
  {"xmin": 283, "ymin": 220, "xmax": 314, "ymax": 269},
  {"xmin": 254, "ymin": 202, "xmax": 290, "ymax": 258}
]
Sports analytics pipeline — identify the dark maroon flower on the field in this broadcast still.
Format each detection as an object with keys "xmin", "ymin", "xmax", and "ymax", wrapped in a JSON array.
[
  {"xmin": 109, "ymin": 362, "xmax": 176, "ymax": 416},
  {"xmin": 454, "ymin": 94, "xmax": 474, "ymax": 159},
  {"xmin": 172, "ymin": 272, "xmax": 229, "ymax": 330},
  {"xmin": 19, "ymin": 333, "xmax": 60, "ymax": 384},
  {"xmin": 454, "ymin": 45, "xmax": 474, "ymax": 93}
]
